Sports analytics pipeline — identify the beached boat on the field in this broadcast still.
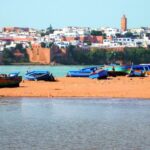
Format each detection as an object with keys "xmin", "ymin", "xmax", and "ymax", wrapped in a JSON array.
[
  {"xmin": 0, "ymin": 72, "xmax": 22, "ymax": 87},
  {"xmin": 66, "ymin": 66, "xmax": 98, "ymax": 77},
  {"xmin": 128, "ymin": 65, "xmax": 146, "ymax": 77},
  {"xmin": 104, "ymin": 65, "xmax": 130, "ymax": 76},
  {"xmin": 89, "ymin": 69, "xmax": 108, "ymax": 79},
  {"xmin": 24, "ymin": 70, "xmax": 55, "ymax": 81},
  {"xmin": 140, "ymin": 64, "xmax": 150, "ymax": 75}
]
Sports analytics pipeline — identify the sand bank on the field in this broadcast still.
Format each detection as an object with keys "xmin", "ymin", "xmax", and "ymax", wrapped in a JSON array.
[{"xmin": 0, "ymin": 77, "xmax": 150, "ymax": 99}]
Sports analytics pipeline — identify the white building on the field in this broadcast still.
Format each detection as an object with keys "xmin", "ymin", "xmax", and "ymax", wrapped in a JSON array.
[{"xmin": 100, "ymin": 27, "xmax": 120, "ymax": 37}]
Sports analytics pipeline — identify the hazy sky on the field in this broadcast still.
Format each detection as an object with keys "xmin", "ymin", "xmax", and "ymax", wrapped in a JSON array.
[{"xmin": 1, "ymin": 0, "xmax": 149, "ymax": 29}]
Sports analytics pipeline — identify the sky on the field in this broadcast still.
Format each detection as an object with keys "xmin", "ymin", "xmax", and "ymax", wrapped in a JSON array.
[{"xmin": 0, "ymin": 0, "xmax": 150, "ymax": 29}]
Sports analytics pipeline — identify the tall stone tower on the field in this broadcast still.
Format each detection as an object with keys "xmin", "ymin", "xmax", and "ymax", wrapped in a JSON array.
[{"xmin": 121, "ymin": 15, "xmax": 127, "ymax": 32}]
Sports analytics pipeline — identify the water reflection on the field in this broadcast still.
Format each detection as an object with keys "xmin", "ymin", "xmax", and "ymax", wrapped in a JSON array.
[{"xmin": 0, "ymin": 98, "xmax": 150, "ymax": 150}]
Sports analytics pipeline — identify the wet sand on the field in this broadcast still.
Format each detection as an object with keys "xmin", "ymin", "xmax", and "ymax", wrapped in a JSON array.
[{"xmin": 0, "ymin": 77, "xmax": 150, "ymax": 98}]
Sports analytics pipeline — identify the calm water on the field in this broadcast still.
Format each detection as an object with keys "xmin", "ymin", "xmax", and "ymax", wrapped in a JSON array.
[
  {"xmin": 0, "ymin": 65, "xmax": 90, "ymax": 77},
  {"xmin": 0, "ymin": 98, "xmax": 150, "ymax": 150}
]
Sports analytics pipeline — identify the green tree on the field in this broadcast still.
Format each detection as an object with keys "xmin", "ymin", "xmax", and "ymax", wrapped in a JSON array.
[
  {"xmin": 124, "ymin": 32, "xmax": 133, "ymax": 38},
  {"xmin": 2, "ymin": 44, "xmax": 29, "ymax": 64},
  {"xmin": 46, "ymin": 24, "xmax": 54, "ymax": 34},
  {"xmin": 51, "ymin": 46, "xmax": 150, "ymax": 65},
  {"xmin": 41, "ymin": 42, "xmax": 46, "ymax": 48},
  {"xmin": 115, "ymin": 33, "xmax": 122, "ymax": 38},
  {"xmin": 2, "ymin": 48, "xmax": 14, "ymax": 64},
  {"xmin": 91, "ymin": 30, "xmax": 102, "ymax": 36}
]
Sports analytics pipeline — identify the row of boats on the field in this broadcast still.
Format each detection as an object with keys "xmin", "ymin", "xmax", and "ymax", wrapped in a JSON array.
[
  {"xmin": 0, "ymin": 64, "xmax": 149, "ymax": 88},
  {"xmin": 66, "ymin": 64, "xmax": 149, "ymax": 78},
  {"xmin": 0, "ymin": 71, "xmax": 55, "ymax": 88}
]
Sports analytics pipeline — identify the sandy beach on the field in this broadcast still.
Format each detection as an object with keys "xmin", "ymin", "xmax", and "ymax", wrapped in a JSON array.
[{"xmin": 0, "ymin": 76, "xmax": 150, "ymax": 99}]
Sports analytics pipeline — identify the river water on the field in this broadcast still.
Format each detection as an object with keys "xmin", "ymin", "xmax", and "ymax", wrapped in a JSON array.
[
  {"xmin": 0, "ymin": 65, "xmax": 89, "ymax": 77},
  {"xmin": 0, "ymin": 98, "xmax": 150, "ymax": 150}
]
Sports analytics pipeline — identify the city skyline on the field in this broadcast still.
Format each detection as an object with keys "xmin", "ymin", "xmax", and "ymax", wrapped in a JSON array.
[{"xmin": 0, "ymin": 0, "xmax": 150, "ymax": 29}]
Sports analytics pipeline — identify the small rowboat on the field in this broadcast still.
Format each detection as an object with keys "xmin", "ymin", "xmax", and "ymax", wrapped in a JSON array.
[
  {"xmin": 66, "ymin": 66, "xmax": 98, "ymax": 77},
  {"xmin": 24, "ymin": 70, "xmax": 55, "ymax": 81}
]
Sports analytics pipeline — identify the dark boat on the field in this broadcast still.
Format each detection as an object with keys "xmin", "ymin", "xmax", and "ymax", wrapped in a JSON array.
[
  {"xmin": 0, "ymin": 72, "xmax": 22, "ymax": 87},
  {"xmin": 104, "ymin": 65, "xmax": 131, "ymax": 76},
  {"xmin": 24, "ymin": 70, "xmax": 55, "ymax": 81},
  {"xmin": 66, "ymin": 66, "xmax": 98, "ymax": 77}
]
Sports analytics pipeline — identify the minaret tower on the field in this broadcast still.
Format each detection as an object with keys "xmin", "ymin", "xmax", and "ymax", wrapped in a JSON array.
[{"xmin": 121, "ymin": 15, "xmax": 127, "ymax": 31}]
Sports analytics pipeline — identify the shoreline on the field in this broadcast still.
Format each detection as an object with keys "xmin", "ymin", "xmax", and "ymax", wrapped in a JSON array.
[
  {"xmin": 0, "ymin": 77, "xmax": 150, "ymax": 99},
  {"xmin": 0, "ymin": 96, "xmax": 150, "ymax": 101}
]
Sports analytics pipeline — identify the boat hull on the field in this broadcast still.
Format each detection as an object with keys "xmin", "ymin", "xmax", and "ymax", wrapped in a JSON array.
[
  {"xmin": 66, "ymin": 71, "xmax": 91, "ymax": 77},
  {"xmin": 25, "ymin": 71, "xmax": 55, "ymax": 81},
  {"xmin": 66, "ymin": 66, "xmax": 97, "ymax": 77},
  {"xmin": 128, "ymin": 70, "xmax": 145, "ymax": 77},
  {"xmin": 128, "ymin": 65, "xmax": 146, "ymax": 77},
  {"xmin": 105, "ymin": 65, "xmax": 130, "ymax": 76},
  {"xmin": 89, "ymin": 70, "xmax": 108, "ymax": 79},
  {"xmin": 0, "ymin": 76, "xmax": 22, "ymax": 87}
]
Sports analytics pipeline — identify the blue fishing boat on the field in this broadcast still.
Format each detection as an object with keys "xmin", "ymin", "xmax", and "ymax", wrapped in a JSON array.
[
  {"xmin": 24, "ymin": 70, "xmax": 55, "ymax": 81},
  {"xmin": 128, "ymin": 65, "xmax": 146, "ymax": 77},
  {"xmin": 140, "ymin": 64, "xmax": 150, "ymax": 75},
  {"xmin": 89, "ymin": 69, "xmax": 108, "ymax": 79},
  {"xmin": 66, "ymin": 66, "xmax": 98, "ymax": 77}
]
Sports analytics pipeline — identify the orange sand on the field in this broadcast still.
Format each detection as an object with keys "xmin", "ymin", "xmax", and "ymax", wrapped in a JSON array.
[{"xmin": 0, "ymin": 77, "xmax": 150, "ymax": 99}]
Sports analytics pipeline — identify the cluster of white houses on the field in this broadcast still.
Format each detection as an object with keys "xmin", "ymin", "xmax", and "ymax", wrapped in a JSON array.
[{"xmin": 0, "ymin": 15, "xmax": 150, "ymax": 53}]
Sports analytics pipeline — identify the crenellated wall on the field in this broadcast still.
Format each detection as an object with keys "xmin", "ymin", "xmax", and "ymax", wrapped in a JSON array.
[{"xmin": 27, "ymin": 44, "xmax": 51, "ymax": 64}]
